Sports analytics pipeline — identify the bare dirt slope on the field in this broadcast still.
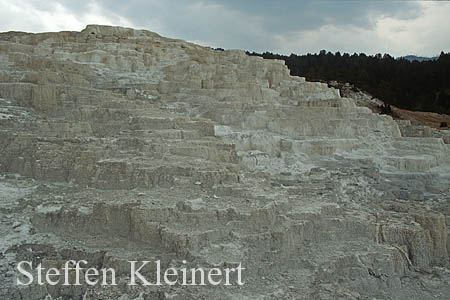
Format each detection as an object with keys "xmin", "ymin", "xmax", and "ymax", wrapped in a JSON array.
[{"xmin": 394, "ymin": 108, "xmax": 450, "ymax": 129}]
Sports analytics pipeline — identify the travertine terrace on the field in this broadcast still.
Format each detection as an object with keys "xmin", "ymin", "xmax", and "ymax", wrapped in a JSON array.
[{"xmin": 0, "ymin": 25, "xmax": 449, "ymax": 299}]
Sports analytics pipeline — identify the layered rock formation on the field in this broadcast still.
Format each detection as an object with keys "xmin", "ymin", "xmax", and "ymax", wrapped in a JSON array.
[{"xmin": 0, "ymin": 25, "xmax": 449, "ymax": 299}]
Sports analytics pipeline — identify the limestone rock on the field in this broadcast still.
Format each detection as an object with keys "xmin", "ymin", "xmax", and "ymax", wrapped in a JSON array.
[{"xmin": 0, "ymin": 25, "xmax": 450, "ymax": 299}]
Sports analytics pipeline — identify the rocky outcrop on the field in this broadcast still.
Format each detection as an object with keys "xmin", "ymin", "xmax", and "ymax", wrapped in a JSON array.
[{"xmin": 1, "ymin": 25, "xmax": 450, "ymax": 299}]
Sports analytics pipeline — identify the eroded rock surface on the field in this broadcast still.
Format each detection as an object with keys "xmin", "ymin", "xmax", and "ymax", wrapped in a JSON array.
[{"xmin": 0, "ymin": 25, "xmax": 450, "ymax": 299}]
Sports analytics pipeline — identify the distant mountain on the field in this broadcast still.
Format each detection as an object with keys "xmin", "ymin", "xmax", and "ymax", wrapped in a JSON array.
[{"xmin": 400, "ymin": 55, "xmax": 438, "ymax": 62}]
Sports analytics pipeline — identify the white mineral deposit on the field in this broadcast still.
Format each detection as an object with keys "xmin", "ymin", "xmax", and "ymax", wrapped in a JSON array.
[{"xmin": 0, "ymin": 25, "xmax": 449, "ymax": 299}]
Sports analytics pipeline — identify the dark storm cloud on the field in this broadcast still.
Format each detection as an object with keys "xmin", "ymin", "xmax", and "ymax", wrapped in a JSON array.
[
  {"xmin": 44, "ymin": 1, "xmax": 420, "ymax": 33},
  {"xmin": 49, "ymin": 0, "xmax": 423, "ymax": 47},
  {"xmin": 208, "ymin": 0, "xmax": 423, "ymax": 31}
]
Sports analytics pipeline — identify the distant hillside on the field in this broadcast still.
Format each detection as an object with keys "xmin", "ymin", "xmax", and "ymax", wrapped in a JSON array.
[
  {"xmin": 247, "ymin": 50, "xmax": 450, "ymax": 114},
  {"xmin": 400, "ymin": 55, "xmax": 438, "ymax": 62}
]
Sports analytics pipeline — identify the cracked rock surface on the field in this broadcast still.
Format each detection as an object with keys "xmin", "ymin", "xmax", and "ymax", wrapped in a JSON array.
[{"xmin": 0, "ymin": 25, "xmax": 450, "ymax": 299}]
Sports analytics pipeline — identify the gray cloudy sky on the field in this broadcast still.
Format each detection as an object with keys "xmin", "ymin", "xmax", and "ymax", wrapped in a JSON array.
[{"xmin": 0, "ymin": 0, "xmax": 449, "ymax": 57}]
